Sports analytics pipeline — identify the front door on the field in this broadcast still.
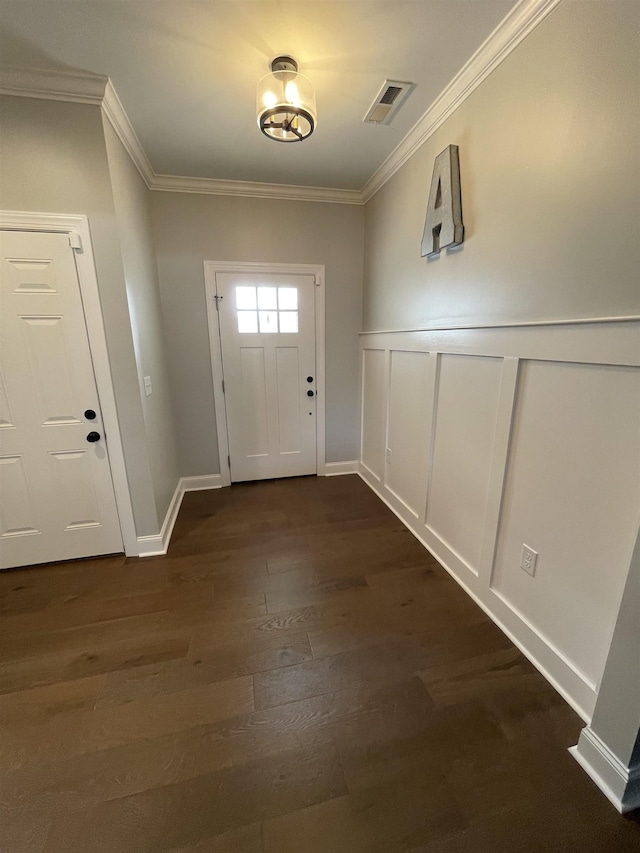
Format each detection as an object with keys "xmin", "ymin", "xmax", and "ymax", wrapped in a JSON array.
[
  {"xmin": 0, "ymin": 230, "xmax": 122, "ymax": 570},
  {"xmin": 216, "ymin": 272, "xmax": 317, "ymax": 482}
]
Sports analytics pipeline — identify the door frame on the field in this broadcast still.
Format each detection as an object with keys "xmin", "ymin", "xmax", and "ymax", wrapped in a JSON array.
[
  {"xmin": 203, "ymin": 260, "xmax": 326, "ymax": 486},
  {"xmin": 0, "ymin": 210, "xmax": 137, "ymax": 556}
]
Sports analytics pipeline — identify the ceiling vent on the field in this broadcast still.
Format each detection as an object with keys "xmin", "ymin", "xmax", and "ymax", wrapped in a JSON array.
[{"xmin": 363, "ymin": 79, "xmax": 415, "ymax": 125}]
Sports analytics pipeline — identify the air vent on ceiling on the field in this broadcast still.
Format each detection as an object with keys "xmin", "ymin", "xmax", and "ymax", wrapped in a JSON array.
[{"xmin": 363, "ymin": 79, "xmax": 415, "ymax": 125}]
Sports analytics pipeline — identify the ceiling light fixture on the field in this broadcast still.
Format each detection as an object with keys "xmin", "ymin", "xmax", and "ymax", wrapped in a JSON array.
[{"xmin": 257, "ymin": 56, "xmax": 317, "ymax": 143}]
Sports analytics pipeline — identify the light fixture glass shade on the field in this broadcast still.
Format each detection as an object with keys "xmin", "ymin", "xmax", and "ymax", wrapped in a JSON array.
[{"xmin": 257, "ymin": 67, "xmax": 317, "ymax": 142}]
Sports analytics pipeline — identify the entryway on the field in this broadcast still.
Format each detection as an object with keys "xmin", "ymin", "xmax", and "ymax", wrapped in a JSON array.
[
  {"xmin": 0, "ymin": 217, "xmax": 129, "ymax": 570},
  {"xmin": 204, "ymin": 262, "xmax": 325, "ymax": 484}
]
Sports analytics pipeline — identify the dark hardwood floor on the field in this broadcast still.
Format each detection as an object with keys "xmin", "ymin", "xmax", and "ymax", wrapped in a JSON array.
[{"xmin": 1, "ymin": 475, "xmax": 638, "ymax": 852}]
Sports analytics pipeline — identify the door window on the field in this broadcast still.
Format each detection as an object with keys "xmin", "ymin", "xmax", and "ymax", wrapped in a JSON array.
[{"xmin": 235, "ymin": 285, "xmax": 298, "ymax": 334}]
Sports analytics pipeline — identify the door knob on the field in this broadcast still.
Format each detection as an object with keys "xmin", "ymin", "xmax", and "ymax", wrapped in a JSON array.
[
  {"xmin": 84, "ymin": 409, "xmax": 96, "ymax": 420},
  {"xmin": 307, "ymin": 390, "xmax": 314, "ymax": 397},
  {"xmin": 86, "ymin": 431, "xmax": 101, "ymax": 443}
]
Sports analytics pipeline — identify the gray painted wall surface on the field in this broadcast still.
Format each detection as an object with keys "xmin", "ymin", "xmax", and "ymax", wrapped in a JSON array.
[
  {"xmin": 0, "ymin": 96, "xmax": 160, "ymax": 536},
  {"xmin": 149, "ymin": 192, "xmax": 364, "ymax": 476},
  {"xmin": 363, "ymin": 0, "xmax": 640, "ymax": 331},
  {"xmin": 103, "ymin": 120, "xmax": 180, "ymax": 523}
]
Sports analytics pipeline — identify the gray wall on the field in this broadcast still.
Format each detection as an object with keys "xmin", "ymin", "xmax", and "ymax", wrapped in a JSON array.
[
  {"xmin": 0, "ymin": 96, "xmax": 160, "ymax": 536},
  {"xmin": 149, "ymin": 192, "xmax": 364, "ymax": 475},
  {"xmin": 363, "ymin": 0, "xmax": 640, "ymax": 331},
  {"xmin": 103, "ymin": 120, "xmax": 180, "ymax": 523}
]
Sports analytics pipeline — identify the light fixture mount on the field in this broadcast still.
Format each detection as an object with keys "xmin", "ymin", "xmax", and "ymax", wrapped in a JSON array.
[
  {"xmin": 257, "ymin": 55, "xmax": 317, "ymax": 143},
  {"xmin": 270, "ymin": 56, "xmax": 298, "ymax": 74}
]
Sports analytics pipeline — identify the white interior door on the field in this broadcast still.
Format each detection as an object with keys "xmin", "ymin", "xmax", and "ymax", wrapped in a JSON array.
[
  {"xmin": 216, "ymin": 272, "xmax": 317, "ymax": 482},
  {"xmin": 0, "ymin": 230, "xmax": 123, "ymax": 570}
]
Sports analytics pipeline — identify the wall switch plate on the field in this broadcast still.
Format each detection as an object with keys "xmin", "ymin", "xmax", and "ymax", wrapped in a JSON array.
[
  {"xmin": 144, "ymin": 375, "xmax": 152, "ymax": 396},
  {"xmin": 520, "ymin": 544, "xmax": 538, "ymax": 577}
]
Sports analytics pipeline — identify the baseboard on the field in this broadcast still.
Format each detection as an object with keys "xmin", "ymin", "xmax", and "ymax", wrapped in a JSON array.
[
  {"xmin": 136, "ymin": 474, "xmax": 224, "ymax": 557},
  {"xmin": 180, "ymin": 474, "xmax": 224, "ymax": 491},
  {"xmin": 322, "ymin": 460, "xmax": 359, "ymax": 476},
  {"xmin": 356, "ymin": 463, "xmax": 595, "ymax": 722},
  {"xmin": 135, "ymin": 532, "xmax": 167, "ymax": 558},
  {"xmin": 570, "ymin": 729, "xmax": 640, "ymax": 814}
]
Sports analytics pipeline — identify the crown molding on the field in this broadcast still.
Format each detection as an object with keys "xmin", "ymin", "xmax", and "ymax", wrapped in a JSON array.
[
  {"xmin": 102, "ymin": 80, "xmax": 155, "ymax": 187},
  {"xmin": 0, "ymin": 66, "xmax": 107, "ymax": 104},
  {"xmin": 360, "ymin": 0, "xmax": 563, "ymax": 202},
  {"xmin": 149, "ymin": 173, "xmax": 363, "ymax": 204},
  {"xmin": 0, "ymin": 0, "xmax": 560, "ymax": 206}
]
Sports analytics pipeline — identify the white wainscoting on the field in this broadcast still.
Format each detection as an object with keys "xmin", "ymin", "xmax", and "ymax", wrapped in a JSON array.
[{"xmin": 359, "ymin": 320, "xmax": 640, "ymax": 720}]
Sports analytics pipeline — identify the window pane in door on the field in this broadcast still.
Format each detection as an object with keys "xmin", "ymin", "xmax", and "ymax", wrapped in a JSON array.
[
  {"xmin": 259, "ymin": 311, "xmax": 278, "ymax": 333},
  {"xmin": 236, "ymin": 286, "xmax": 257, "ymax": 310},
  {"xmin": 237, "ymin": 311, "xmax": 258, "ymax": 333},
  {"xmin": 257, "ymin": 287, "xmax": 277, "ymax": 309},
  {"xmin": 279, "ymin": 311, "xmax": 298, "ymax": 333},
  {"xmin": 278, "ymin": 287, "xmax": 298, "ymax": 310}
]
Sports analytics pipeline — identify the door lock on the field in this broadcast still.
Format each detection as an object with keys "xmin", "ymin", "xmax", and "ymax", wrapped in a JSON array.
[{"xmin": 86, "ymin": 431, "xmax": 101, "ymax": 443}]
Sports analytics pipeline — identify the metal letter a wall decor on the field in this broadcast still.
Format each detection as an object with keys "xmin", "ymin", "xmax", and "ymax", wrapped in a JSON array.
[{"xmin": 421, "ymin": 144, "xmax": 464, "ymax": 258}]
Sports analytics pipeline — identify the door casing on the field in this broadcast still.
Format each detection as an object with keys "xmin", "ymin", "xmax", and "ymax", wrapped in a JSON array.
[
  {"xmin": 204, "ymin": 261, "xmax": 326, "ymax": 486},
  {"xmin": 0, "ymin": 210, "xmax": 138, "ymax": 556}
]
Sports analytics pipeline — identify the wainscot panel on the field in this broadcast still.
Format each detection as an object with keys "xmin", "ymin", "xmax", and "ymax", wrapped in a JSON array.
[{"xmin": 358, "ymin": 320, "xmax": 640, "ymax": 721}]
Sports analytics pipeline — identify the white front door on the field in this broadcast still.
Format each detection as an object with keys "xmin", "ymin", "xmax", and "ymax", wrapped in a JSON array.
[
  {"xmin": 216, "ymin": 272, "xmax": 317, "ymax": 482},
  {"xmin": 0, "ymin": 230, "xmax": 122, "ymax": 570}
]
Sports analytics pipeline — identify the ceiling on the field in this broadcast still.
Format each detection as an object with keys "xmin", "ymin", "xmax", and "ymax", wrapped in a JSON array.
[{"xmin": 0, "ymin": 0, "xmax": 520, "ymax": 191}]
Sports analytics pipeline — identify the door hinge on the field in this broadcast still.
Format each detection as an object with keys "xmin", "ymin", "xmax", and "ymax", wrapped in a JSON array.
[
  {"xmin": 227, "ymin": 455, "xmax": 231, "ymax": 468},
  {"xmin": 213, "ymin": 294, "xmax": 223, "ymax": 310},
  {"xmin": 222, "ymin": 379, "xmax": 225, "ymax": 394},
  {"xmin": 69, "ymin": 232, "xmax": 83, "ymax": 252}
]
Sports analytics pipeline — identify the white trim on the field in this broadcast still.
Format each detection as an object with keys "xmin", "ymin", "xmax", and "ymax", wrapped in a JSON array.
[
  {"xmin": 570, "ymin": 728, "xmax": 640, "ymax": 814},
  {"xmin": 359, "ymin": 315, "xmax": 640, "ymax": 335},
  {"xmin": 322, "ymin": 461, "xmax": 358, "ymax": 476},
  {"xmin": 136, "ymin": 474, "xmax": 224, "ymax": 557},
  {"xmin": 203, "ymin": 261, "xmax": 326, "ymax": 485},
  {"xmin": 0, "ymin": 1, "xmax": 560, "ymax": 205},
  {"xmin": 135, "ymin": 533, "xmax": 167, "ymax": 558},
  {"xmin": 150, "ymin": 174, "xmax": 361, "ymax": 205},
  {"xmin": 102, "ymin": 80, "xmax": 154, "ymax": 187},
  {"xmin": 181, "ymin": 474, "xmax": 224, "ymax": 491},
  {"xmin": 0, "ymin": 66, "xmax": 106, "ymax": 104},
  {"xmin": 360, "ymin": 0, "xmax": 562, "ymax": 201},
  {"xmin": 358, "ymin": 464, "xmax": 593, "ymax": 722},
  {"xmin": 0, "ymin": 211, "xmax": 137, "ymax": 556},
  {"xmin": 359, "ymin": 323, "xmax": 640, "ymax": 369},
  {"xmin": 479, "ymin": 357, "xmax": 519, "ymax": 585},
  {"xmin": 356, "ymin": 320, "xmax": 640, "ymax": 721}
]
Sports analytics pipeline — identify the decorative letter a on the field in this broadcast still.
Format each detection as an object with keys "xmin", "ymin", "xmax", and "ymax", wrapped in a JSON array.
[{"xmin": 421, "ymin": 145, "xmax": 464, "ymax": 258}]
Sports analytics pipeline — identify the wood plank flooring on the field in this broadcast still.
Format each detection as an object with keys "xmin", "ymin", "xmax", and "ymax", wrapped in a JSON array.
[{"xmin": 1, "ymin": 474, "xmax": 638, "ymax": 852}]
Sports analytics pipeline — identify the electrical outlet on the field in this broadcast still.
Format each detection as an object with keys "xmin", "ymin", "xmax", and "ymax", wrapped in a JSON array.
[
  {"xmin": 385, "ymin": 448, "xmax": 392, "ymax": 463},
  {"xmin": 520, "ymin": 544, "xmax": 538, "ymax": 577}
]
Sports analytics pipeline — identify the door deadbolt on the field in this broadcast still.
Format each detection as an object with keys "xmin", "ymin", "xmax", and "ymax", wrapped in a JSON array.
[{"xmin": 86, "ymin": 431, "xmax": 101, "ymax": 443}]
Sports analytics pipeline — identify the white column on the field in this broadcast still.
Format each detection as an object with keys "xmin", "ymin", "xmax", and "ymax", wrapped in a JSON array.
[{"xmin": 570, "ymin": 523, "xmax": 640, "ymax": 812}]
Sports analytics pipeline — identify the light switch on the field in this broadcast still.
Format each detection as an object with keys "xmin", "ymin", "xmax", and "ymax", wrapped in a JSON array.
[{"xmin": 144, "ymin": 375, "xmax": 152, "ymax": 396}]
